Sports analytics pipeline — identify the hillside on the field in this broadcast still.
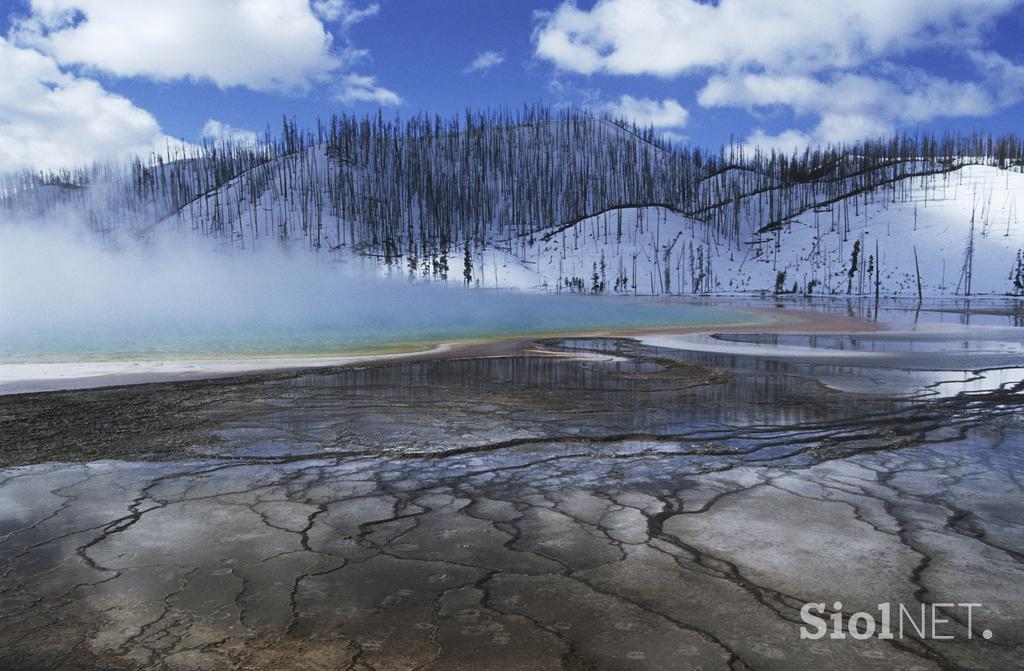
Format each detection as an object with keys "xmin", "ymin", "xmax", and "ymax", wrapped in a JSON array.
[
  {"xmin": 2, "ymin": 108, "xmax": 1022, "ymax": 297},
  {"xmin": 474, "ymin": 164, "xmax": 1024, "ymax": 297}
]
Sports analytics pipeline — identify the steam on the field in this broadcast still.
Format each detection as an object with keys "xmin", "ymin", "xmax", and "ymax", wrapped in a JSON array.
[
  {"xmin": 2, "ymin": 223, "xmax": 424, "ymax": 331},
  {"xmin": 0, "ymin": 220, "xmax": 730, "ymax": 361}
]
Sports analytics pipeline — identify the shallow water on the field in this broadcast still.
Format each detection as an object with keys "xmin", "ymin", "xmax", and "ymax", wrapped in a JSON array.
[
  {"xmin": 0, "ymin": 294, "xmax": 755, "ymax": 363},
  {"xmin": 716, "ymin": 331, "xmax": 1024, "ymax": 354}
]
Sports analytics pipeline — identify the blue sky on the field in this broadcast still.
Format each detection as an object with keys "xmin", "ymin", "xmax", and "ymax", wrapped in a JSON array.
[{"xmin": 1, "ymin": 0, "xmax": 1023, "ymax": 171}]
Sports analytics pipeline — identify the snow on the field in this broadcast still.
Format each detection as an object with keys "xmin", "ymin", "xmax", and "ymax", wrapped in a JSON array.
[
  {"xmin": 5, "ymin": 132, "xmax": 1022, "ymax": 298},
  {"xmin": 470, "ymin": 165, "xmax": 1024, "ymax": 297}
]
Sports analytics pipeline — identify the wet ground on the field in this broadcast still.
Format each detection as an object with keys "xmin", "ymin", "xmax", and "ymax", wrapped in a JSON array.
[{"xmin": 1, "ymin": 299, "xmax": 1022, "ymax": 670}]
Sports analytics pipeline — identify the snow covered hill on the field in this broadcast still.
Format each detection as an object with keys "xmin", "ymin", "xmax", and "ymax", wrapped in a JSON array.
[
  {"xmin": 379, "ymin": 164, "xmax": 1024, "ymax": 297},
  {"xmin": 2, "ymin": 110, "xmax": 1022, "ymax": 297}
]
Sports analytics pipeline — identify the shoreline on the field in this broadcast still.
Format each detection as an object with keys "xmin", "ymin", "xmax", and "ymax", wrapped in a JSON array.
[{"xmin": 0, "ymin": 306, "xmax": 872, "ymax": 395}]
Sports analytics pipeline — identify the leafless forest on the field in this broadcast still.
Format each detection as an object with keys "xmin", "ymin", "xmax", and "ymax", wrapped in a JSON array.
[{"xmin": 2, "ymin": 107, "xmax": 1022, "ymax": 290}]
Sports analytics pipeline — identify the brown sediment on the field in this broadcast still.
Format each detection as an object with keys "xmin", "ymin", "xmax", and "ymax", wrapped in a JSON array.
[{"xmin": 0, "ymin": 305, "xmax": 876, "ymax": 395}]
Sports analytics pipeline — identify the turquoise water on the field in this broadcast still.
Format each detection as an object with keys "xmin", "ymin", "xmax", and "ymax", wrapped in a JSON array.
[{"xmin": 0, "ymin": 293, "xmax": 758, "ymax": 363}]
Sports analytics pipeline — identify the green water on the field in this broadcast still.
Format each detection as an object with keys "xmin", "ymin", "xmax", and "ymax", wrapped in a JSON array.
[{"xmin": 0, "ymin": 293, "xmax": 761, "ymax": 363}]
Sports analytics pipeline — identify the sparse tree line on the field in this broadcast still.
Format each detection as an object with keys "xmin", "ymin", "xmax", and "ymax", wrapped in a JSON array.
[{"xmin": 1, "ymin": 105, "xmax": 1022, "ymax": 289}]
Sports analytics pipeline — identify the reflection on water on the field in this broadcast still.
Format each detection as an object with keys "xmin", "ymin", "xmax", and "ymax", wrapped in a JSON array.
[
  {"xmin": 283, "ymin": 337, "xmax": 901, "ymax": 433},
  {"xmin": 647, "ymin": 338, "xmax": 1023, "ymax": 399},
  {"xmin": 716, "ymin": 332, "xmax": 1024, "ymax": 354}
]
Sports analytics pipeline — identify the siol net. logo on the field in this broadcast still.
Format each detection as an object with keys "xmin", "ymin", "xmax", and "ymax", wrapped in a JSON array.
[{"xmin": 800, "ymin": 602, "xmax": 992, "ymax": 641}]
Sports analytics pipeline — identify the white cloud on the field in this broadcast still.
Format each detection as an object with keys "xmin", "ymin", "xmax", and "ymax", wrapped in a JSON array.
[
  {"xmin": 604, "ymin": 95, "xmax": 688, "ymax": 129},
  {"xmin": 969, "ymin": 50, "xmax": 1024, "ymax": 107},
  {"xmin": 535, "ymin": 0, "xmax": 1024, "ymax": 147},
  {"xmin": 534, "ymin": 0, "xmax": 1019, "ymax": 77},
  {"xmin": 312, "ymin": 0, "xmax": 379, "ymax": 26},
  {"xmin": 0, "ymin": 37, "xmax": 178, "ymax": 171},
  {"xmin": 744, "ymin": 114, "xmax": 891, "ymax": 153},
  {"xmin": 10, "ymin": 0, "xmax": 375, "ymax": 92},
  {"xmin": 699, "ymin": 71, "xmax": 993, "ymax": 124},
  {"xmin": 812, "ymin": 114, "xmax": 893, "ymax": 145},
  {"xmin": 742, "ymin": 128, "xmax": 816, "ymax": 154},
  {"xmin": 201, "ymin": 119, "xmax": 259, "ymax": 145},
  {"xmin": 697, "ymin": 73, "xmax": 820, "ymax": 111},
  {"xmin": 336, "ymin": 73, "xmax": 402, "ymax": 106},
  {"xmin": 703, "ymin": 69, "xmax": 996, "ymax": 148},
  {"xmin": 463, "ymin": 50, "xmax": 505, "ymax": 75}
]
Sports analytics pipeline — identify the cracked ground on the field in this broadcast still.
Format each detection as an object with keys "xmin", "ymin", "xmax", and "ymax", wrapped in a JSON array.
[{"xmin": 0, "ymin": 332, "xmax": 1022, "ymax": 670}]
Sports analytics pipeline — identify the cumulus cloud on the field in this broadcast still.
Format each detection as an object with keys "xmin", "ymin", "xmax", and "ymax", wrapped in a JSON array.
[
  {"xmin": 201, "ymin": 119, "xmax": 260, "ymax": 145},
  {"xmin": 701, "ymin": 69, "xmax": 995, "ymax": 146},
  {"xmin": 0, "ymin": 0, "xmax": 399, "ymax": 168},
  {"xmin": 10, "ymin": 0, "xmax": 379, "ymax": 93},
  {"xmin": 336, "ymin": 73, "xmax": 402, "ymax": 106},
  {"xmin": 534, "ymin": 0, "xmax": 1024, "ymax": 148},
  {"xmin": 0, "ymin": 37, "xmax": 179, "ymax": 171},
  {"xmin": 699, "ymin": 70, "xmax": 992, "ymax": 122},
  {"xmin": 463, "ymin": 50, "xmax": 505, "ymax": 75},
  {"xmin": 603, "ymin": 95, "xmax": 688, "ymax": 129},
  {"xmin": 534, "ymin": 0, "xmax": 1017, "ymax": 77}
]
